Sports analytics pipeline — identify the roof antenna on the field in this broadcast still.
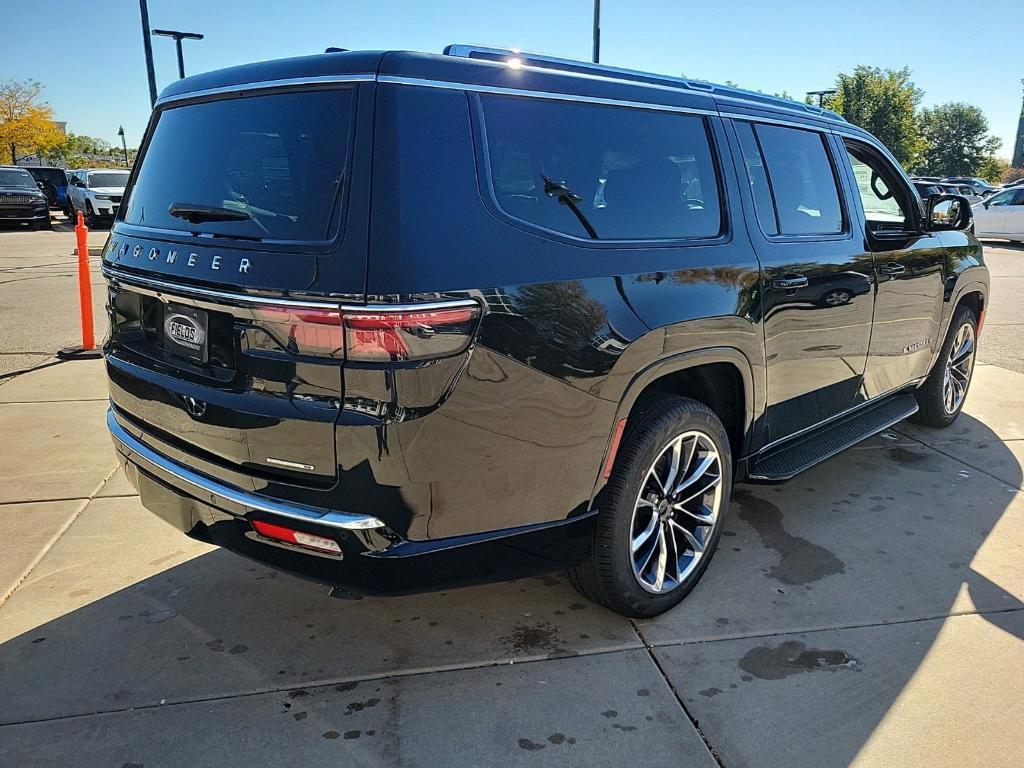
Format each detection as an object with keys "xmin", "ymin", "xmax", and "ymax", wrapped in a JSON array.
[{"xmin": 324, "ymin": 47, "xmax": 348, "ymax": 53}]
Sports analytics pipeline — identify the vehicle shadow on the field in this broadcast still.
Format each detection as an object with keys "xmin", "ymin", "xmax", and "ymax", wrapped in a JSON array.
[{"xmin": 0, "ymin": 415, "xmax": 1019, "ymax": 766}]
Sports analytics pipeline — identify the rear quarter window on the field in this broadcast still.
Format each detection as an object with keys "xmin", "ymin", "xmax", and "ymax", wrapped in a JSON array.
[
  {"xmin": 124, "ymin": 88, "xmax": 354, "ymax": 242},
  {"xmin": 478, "ymin": 95, "xmax": 723, "ymax": 242}
]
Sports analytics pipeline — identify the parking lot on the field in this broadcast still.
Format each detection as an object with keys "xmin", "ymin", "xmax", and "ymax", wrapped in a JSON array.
[{"xmin": 1, "ymin": 223, "xmax": 1022, "ymax": 767}]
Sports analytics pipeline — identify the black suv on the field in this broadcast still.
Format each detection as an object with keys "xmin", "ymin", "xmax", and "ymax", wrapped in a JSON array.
[
  {"xmin": 103, "ymin": 46, "xmax": 988, "ymax": 617},
  {"xmin": 0, "ymin": 166, "xmax": 52, "ymax": 229}
]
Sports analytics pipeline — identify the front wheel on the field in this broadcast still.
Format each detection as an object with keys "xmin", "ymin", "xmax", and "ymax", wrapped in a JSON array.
[
  {"xmin": 569, "ymin": 396, "xmax": 732, "ymax": 618},
  {"xmin": 910, "ymin": 305, "xmax": 977, "ymax": 427}
]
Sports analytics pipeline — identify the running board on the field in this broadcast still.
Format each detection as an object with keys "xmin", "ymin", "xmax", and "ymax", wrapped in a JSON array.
[{"xmin": 748, "ymin": 393, "xmax": 918, "ymax": 481}]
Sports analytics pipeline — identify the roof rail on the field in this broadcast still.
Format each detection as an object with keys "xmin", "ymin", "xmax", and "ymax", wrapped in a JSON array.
[{"xmin": 443, "ymin": 44, "xmax": 845, "ymax": 123}]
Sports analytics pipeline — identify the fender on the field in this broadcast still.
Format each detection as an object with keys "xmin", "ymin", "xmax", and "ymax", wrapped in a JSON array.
[
  {"xmin": 927, "ymin": 274, "xmax": 988, "ymax": 374},
  {"xmin": 588, "ymin": 345, "xmax": 760, "ymax": 505}
]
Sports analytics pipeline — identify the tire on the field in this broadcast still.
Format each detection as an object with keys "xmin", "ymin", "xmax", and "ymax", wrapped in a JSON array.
[
  {"xmin": 569, "ymin": 395, "xmax": 732, "ymax": 617},
  {"xmin": 42, "ymin": 215, "xmax": 52, "ymax": 230},
  {"xmin": 85, "ymin": 202, "xmax": 97, "ymax": 229},
  {"xmin": 909, "ymin": 305, "xmax": 977, "ymax": 428}
]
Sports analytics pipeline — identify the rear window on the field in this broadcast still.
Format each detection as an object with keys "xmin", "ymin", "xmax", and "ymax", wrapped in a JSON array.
[
  {"xmin": 88, "ymin": 172, "xmax": 129, "ymax": 188},
  {"xmin": 479, "ymin": 95, "xmax": 722, "ymax": 241},
  {"xmin": 124, "ymin": 89, "xmax": 354, "ymax": 241},
  {"xmin": 26, "ymin": 167, "xmax": 68, "ymax": 186}
]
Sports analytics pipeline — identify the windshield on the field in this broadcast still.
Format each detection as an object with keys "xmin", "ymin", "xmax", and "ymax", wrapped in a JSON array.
[
  {"xmin": 124, "ymin": 88, "xmax": 354, "ymax": 241},
  {"xmin": 0, "ymin": 169, "xmax": 37, "ymax": 189},
  {"xmin": 88, "ymin": 172, "xmax": 130, "ymax": 189}
]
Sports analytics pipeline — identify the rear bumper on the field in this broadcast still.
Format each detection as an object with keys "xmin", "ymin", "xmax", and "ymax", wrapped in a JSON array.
[{"xmin": 109, "ymin": 408, "xmax": 595, "ymax": 594}]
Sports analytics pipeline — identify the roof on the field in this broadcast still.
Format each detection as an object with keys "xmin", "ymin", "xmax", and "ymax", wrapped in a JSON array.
[{"xmin": 155, "ymin": 43, "xmax": 847, "ymax": 130}]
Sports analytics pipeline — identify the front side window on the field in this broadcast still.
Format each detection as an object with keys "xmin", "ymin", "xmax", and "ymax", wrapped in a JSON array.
[
  {"xmin": 124, "ymin": 88, "xmax": 353, "ymax": 241},
  {"xmin": 479, "ymin": 95, "xmax": 722, "ymax": 241},
  {"xmin": 754, "ymin": 124, "xmax": 844, "ymax": 236},
  {"xmin": 986, "ymin": 190, "xmax": 1016, "ymax": 206},
  {"xmin": 844, "ymin": 143, "xmax": 912, "ymax": 230}
]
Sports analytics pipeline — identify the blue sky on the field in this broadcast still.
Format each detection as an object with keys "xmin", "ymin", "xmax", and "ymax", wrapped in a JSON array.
[{"xmin": 3, "ymin": 0, "xmax": 1021, "ymax": 158}]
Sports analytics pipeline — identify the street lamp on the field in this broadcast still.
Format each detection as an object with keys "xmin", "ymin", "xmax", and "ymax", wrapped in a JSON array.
[
  {"xmin": 806, "ymin": 89, "xmax": 838, "ymax": 108},
  {"xmin": 592, "ymin": 0, "xmax": 601, "ymax": 63},
  {"xmin": 117, "ymin": 126, "xmax": 129, "ymax": 168},
  {"xmin": 152, "ymin": 28, "xmax": 205, "ymax": 79}
]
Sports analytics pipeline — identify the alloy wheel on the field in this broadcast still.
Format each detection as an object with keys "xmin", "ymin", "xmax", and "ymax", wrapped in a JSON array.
[
  {"xmin": 942, "ymin": 322, "xmax": 975, "ymax": 415},
  {"xmin": 629, "ymin": 431, "xmax": 724, "ymax": 594}
]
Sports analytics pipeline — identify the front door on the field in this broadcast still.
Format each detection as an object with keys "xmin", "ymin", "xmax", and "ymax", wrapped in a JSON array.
[
  {"xmin": 729, "ymin": 119, "xmax": 874, "ymax": 443},
  {"xmin": 837, "ymin": 137, "xmax": 947, "ymax": 398}
]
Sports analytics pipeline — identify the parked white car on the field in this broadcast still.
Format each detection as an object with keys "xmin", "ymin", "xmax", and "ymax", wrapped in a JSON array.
[
  {"xmin": 67, "ymin": 169, "xmax": 130, "ymax": 227},
  {"xmin": 972, "ymin": 187, "xmax": 1024, "ymax": 242}
]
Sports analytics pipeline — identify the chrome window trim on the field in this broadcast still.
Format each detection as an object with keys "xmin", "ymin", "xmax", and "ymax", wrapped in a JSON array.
[
  {"xmin": 108, "ymin": 408, "xmax": 385, "ymax": 530},
  {"xmin": 101, "ymin": 264, "xmax": 479, "ymax": 313},
  {"xmin": 378, "ymin": 75, "xmax": 719, "ymax": 117},
  {"xmin": 155, "ymin": 74, "xmax": 374, "ymax": 107}
]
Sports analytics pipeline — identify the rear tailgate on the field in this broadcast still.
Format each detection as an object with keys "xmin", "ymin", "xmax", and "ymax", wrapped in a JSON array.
[{"xmin": 103, "ymin": 70, "xmax": 375, "ymax": 490}]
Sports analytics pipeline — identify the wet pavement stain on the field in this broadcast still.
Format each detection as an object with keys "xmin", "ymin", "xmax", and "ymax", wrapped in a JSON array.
[
  {"xmin": 499, "ymin": 622, "xmax": 563, "ymax": 654},
  {"xmin": 611, "ymin": 723, "xmax": 637, "ymax": 732},
  {"xmin": 601, "ymin": 710, "xmax": 618, "ymax": 718},
  {"xmin": 343, "ymin": 730, "xmax": 361, "ymax": 740},
  {"xmin": 888, "ymin": 447, "xmax": 939, "ymax": 471},
  {"xmin": 518, "ymin": 738, "xmax": 546, "ymax": 751},
  {"xmin": 734, "ymin": 490, "xmax": 845, "ymax": 584},
  {"xmin": 345, "ymin": 698, "xmax": 381, "ymax": 715},
  {"xmin": 699, "ymin": 687, "xmax": 723, "ymax": 697},
  {"xmin": 739, "ymin": 640, "xmax": 859, "ymax": 680},
  {"xmin": 322, "ymin": 731, "xmax": 339, "ymax": 740}
]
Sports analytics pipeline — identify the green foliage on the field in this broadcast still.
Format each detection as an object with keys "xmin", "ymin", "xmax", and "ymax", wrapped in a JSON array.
[
  {"xmin": 824, "ymin": 66, "xmax": 924, "ymax": 168},
  {"xmin": 977, "ymin": 156, "xmax": 1011, "ymax": 184},
  {"xmin": 918, "ymin": 103, "xmax": 1002, "ymax": 177}
]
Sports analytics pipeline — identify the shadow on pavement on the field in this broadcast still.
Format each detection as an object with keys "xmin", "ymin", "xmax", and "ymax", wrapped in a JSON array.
[{"xmin": 0, "ymin": 414, "xmax": 1020, "ymax": 766}]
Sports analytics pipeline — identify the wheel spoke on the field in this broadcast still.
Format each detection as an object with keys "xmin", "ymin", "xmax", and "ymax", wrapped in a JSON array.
[
  {"xmin": 666, "ymin": 519, "xmax": 682, "ymax": 584},
  {"xmin": 673, "ymin": 454, "xmax": 716, "ymax": 497},
  {"xmin": 673, "ymin": 471, "xmax": 722, "ymax": 510},
  {"xmin": 951, "ymin": 338, "xmax": 973, "ymax": 365},
  {"xmin": 631, "ymin": 510, "xmax": 660, "ymax": 553},
  {"xmin": 658, "ymin": 437, "xmax": 684, "ymax": 495},
  {"xmin": 653, "ymin": 525, "xmax": 668, "ymax": 591},
  {"xmin": 670, "ymin": 519, "xmax": 705, "ymax": 554}
]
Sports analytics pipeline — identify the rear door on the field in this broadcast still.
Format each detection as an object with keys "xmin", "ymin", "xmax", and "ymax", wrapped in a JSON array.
[
  {"xmin": 1004, "ymin": 189, "xmax": 1024, "ymax": 238},
  {"xmin": 104, "ymin": 82, "xmax": 373, "ymax": 491},
  {"xmin": 728, "ymin": 118, "xmax": 874, "ymax": 442},
  {"xmin": 972, "ymin": 189, "xmax": 1013, "ymax": 236}
]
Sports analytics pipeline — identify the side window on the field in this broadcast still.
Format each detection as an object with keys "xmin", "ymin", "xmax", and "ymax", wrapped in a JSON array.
[
  {"xmin": 733, "ymin": 122, "xmax": 778, "ymax": 236},
  {"xmin": 754, "ymin": 124, "xmax": 844, "ymax": 236},
  {"xmin": 843, "ymin": 142, "xmax": 913, "ymax": 231},
  {"xmin": 479, "ymin": 95, "xmax": 722, "ymax": 241},
  {"xmin": 987, "ymin": 190, "xmax": 1014, "ymax": 206},
  {"xmin": 1012, "ymin": 190, "xmax": 1024, "ymax": 206}
]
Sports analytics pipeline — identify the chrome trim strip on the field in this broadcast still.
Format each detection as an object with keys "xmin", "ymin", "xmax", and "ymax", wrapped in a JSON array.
[
  {"xmin": 108, "ymin": 409, "xmax": 385, "ymax": 530},
  {"xmin": 377, "ymin": 75, "xmax": 718, "ymax": 117},
  {"xmin": 719, "ymin": 111, "xmax": 837, "ymax": 131},
  {"xmin": 155, "ymin": 74, "xmax": 374, "ymax": 106},
  {"xmin": 101, "ymin": 264, "xmax": 480, "ymax": 313}
]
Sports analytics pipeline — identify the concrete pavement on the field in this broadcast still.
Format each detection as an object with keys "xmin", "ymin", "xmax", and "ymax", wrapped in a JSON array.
[{"xmin": 0, "ymin": 355, "xmax": 1022, "ymax": 767}]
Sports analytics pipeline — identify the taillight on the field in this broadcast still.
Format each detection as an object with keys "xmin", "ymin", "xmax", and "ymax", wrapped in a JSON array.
[{"xmin": 251, "ymin": 302, "xmax": 481, "ymax": 362}]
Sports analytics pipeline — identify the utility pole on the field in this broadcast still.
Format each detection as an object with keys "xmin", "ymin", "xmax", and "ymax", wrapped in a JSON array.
[
  {"xmin": 592, "ymin": 0, "xmax": 601, "ymax": 63},
  {"xmin": 1013, "ymin": 79, "xmax": 1024, "ymax": 169},
  {"xmin": 153, "ymin": 29, "xmax": 205, "ymax": 79},
  {"xmin": 139, "ymin": 0, "xmax": 157, "ymax": 107}
]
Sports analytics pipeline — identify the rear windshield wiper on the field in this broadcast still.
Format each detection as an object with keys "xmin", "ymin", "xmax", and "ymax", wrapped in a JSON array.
[
  {"xmin": 541, "ymin": 175, "xmax": 598, "ymax": 239},
  {"xmin": 168, "ymin": 202, "xmax": 254, "ymax": 225}
]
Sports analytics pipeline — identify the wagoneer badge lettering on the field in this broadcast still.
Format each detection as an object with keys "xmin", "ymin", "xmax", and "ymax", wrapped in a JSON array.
[{"xmin": 111, "ymin": 240, "xmax": 253, "ymax": 273}]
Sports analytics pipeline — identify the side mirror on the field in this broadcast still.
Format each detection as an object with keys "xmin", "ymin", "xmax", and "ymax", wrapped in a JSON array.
[{"xmin": 925, "ymin": 194, "xmax": 972, "ymax": 232}]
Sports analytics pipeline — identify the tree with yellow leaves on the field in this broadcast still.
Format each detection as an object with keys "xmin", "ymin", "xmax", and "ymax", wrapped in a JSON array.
[{"xmin": 0, "ymin": 79, "xmax": 65, "ymax": 164}]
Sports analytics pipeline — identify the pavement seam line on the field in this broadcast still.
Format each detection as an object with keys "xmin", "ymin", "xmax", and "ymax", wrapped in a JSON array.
[
  {"xmin": 0, "ymin": 466, "xmax": 118, "ymax": 609},
  {"xmin": 0, "ymin": 641, "xmax": 647, "ymax": 728},
  {"xmin": 628, "ymin": 618, "xmax": 728, "ymax": 768},
  {"xmin": 641, "ymin": 605, "xmax": 1024, "ymax": 651},
  {"xmin": 892, "ymin": 427, "xmax": 1024, "ymax": 491}
]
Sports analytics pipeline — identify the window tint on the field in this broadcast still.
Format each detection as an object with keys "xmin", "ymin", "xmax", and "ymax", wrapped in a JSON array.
[
  {"xmin": 844, "ymin": 144, "xmax": 911, "ymax": 227},
  {"xmin": 734, "ymin": 122, "xmax": 778, "ymax": 236},
  {"xmin": 754, "ymin": 124, "xmax": 843, "ymax": 235},
  {"xmin": 480, "ymin": 96, "xmax": 722, "ymax": 241},
  {"xmin": 88, "ymin": 171, "xmax": 130, "ymax": 188},
  {"xmin": 987, "ymin": 190, "xmax": 1015, "ymax": 206},
  {"xmin": 1012, "ymin": 190, "xmax": 1024, "ymax": 206},
  {"xmin": 125, "ymin": 89, "xmax": 353, "ymax": 241}
]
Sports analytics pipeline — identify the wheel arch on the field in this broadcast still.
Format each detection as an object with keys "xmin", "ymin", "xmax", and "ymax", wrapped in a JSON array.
[{"xmin": 590, "ymin": 347, "xmax": 758, "ymax": 506}]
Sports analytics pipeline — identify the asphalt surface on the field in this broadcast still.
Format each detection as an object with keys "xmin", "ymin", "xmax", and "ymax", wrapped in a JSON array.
[{"xmin": 1, "ymin": 218, "xmax": 1020, "ymax": 377}]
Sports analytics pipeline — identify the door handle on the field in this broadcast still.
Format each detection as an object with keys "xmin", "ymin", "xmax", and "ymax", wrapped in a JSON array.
[
  {"xmin": 879, "ymin": 263, "xmax": 906, "ymax": 276},
  {"xmin": 770, "ymin": 274, "xmax": 809, "ymax": 290}
]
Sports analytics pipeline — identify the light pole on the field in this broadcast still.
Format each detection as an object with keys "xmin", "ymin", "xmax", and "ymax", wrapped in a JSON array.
[
  {"xmin": 152, "ymin": 29, "xmax": 205, "ymax": 79},
  {"xmin": 139, "ymin": 0, "xmax": 157, "ymax": 107},
  {"xmin": 117, "ymin": 126, "xmax": 129, "ymax": 168},
  {"xmin": 806, "ymin": 89, "xmax": 838, "ymax": 108},
  {"xmin": 592, "ymin": 0, "xmax": 601, "ymax": 63}
]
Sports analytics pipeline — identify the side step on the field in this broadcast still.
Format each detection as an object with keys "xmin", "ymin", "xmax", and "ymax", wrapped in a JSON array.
[{"xmin": 748, "ymin": 393, "xmax": 918, "ymax": 482}]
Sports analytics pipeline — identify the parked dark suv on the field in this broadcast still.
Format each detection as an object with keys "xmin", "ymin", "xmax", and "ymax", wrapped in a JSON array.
[{"xmin": 103, "ymin": 46, "xmax": 988, "ymax": 617}]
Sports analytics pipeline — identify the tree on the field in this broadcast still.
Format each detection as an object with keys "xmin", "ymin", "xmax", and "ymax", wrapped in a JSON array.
[
  {"xmin": 917, "ymin": 102, "xmax": 1002, "ymax": 177},
  {"xmin": 0, "ymin": 79, "xmax": 65, "ymax": 164},
  {"xmin": 977, "ymin": 156, "xmax": 1011, "ymax": 184},
  {"xmin": 824, "ymin": 66, "xmax": 924, "ymax": 168}
]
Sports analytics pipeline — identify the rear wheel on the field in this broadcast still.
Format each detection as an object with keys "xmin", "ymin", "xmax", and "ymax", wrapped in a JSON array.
[
  {"xmin": 569, "ymin": 396, "xmax": 732, "ymax": 617},
  {"xmin": 910, "ymin": 305, "xmax": 977, "ymax": 427}
]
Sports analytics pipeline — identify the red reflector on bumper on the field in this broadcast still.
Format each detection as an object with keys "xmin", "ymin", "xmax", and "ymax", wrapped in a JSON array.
[
  {"xmin": 603, "ymin": 418, "xmax": 628, "ymax": 478},
  {"xmin": 251, "ymin": 520, "xmax": 341, "ymax": 555}
]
